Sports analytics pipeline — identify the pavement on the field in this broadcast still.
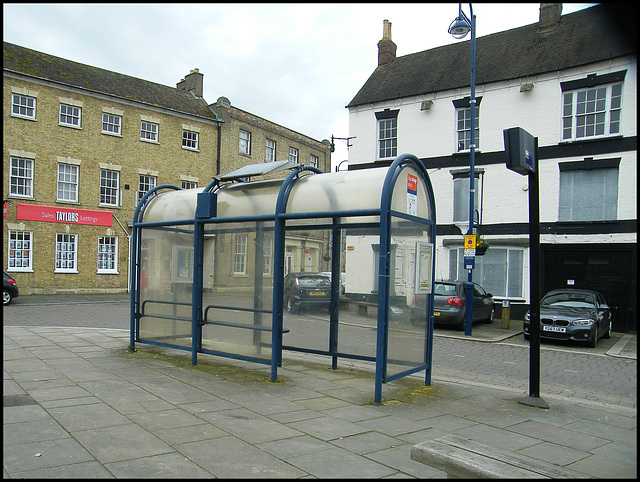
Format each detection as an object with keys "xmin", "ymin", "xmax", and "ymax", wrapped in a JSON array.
[{"xmin": 3, "ymin": 294, "xmax": 637, "ymax": 478}]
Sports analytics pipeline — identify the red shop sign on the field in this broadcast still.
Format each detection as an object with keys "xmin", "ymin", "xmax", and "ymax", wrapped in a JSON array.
[{"xmin": 16, "ymin": 204, "xmax": 113, "ymax": 227}]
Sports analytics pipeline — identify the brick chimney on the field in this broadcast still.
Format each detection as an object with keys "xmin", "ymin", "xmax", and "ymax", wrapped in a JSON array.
[
  {"xmin": 177, "ymin": 68, "xmax": 203, "ymax": 97},
  {"xmin": 538, "ymin": 3, "xmax": 563, "ymax": 32},
  {"xmin": 377, "ymin": 19, "xmax": 397, "ymax": 66}
]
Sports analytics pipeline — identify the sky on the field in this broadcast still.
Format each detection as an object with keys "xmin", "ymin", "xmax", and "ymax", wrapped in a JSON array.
[{"xmin": 3, "ymin": 3, "xmax": 595, "ymax": 171}]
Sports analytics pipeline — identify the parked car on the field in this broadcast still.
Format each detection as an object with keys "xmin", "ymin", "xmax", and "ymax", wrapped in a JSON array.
[
  {"xmin": 3, "ymin": 271, "xmax": 19, "ymax": 306},
  {"xmin": 411, "ymin": 280, "xmax": 494, "ymax": 330},
  {"xmin": 284, "ymin": 272, "xmax": 331, "ymax": 314},
  {"xmin": 524, "ymin": 288, "xmax": 612, "ymax": 347}
]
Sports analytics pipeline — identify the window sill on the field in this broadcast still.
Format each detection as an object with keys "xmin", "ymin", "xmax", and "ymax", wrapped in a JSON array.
[
  {"xmin": 558, "ymin": 135, "xmax": 623, "ymax": 145},
  {"xmin": 182, "ymin": 146, "xmax": 199, "ymax": 152},
  {"xmin": 101, "ymin": 131, "xmax": 123, "ymax": 138},
  {"xmin": 8, "ymin": 195, "xmax": 34, "ymax": 201},
  {"xmin": 59, "ymin": 123, "xmax": 82, "ymax": 130},
  {"xmin": 140, "ymin": 138, "xmax": 160, "ymax": 144},
  {"xmin": 10, "ymin": 114, "xmax": 36, "ymax": 121},
  {"xmin": 97, "ymin": 271, "xmax": 119, "ymax": 275}
]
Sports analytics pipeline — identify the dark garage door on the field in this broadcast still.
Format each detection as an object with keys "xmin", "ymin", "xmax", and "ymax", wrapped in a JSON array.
[{"xmin": 542, "ymin": 244, "xmax": 636, "ymax": 333}]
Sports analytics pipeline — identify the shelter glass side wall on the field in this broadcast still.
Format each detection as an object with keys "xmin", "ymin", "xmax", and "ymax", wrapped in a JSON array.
[
  {"xmin": 385, "ymin": 216, "xmax": 432, "ymax": 378},
  {"xmin": 200, "ymin": 221, "xmax": 276, "ymax": 362},
  {"xmin": 281, "ymin": 225, "xmax": 381, "ymax": 360},
  {"xmin": 138, "ymin": 226, "xmax": 195, "ymax": 348}
]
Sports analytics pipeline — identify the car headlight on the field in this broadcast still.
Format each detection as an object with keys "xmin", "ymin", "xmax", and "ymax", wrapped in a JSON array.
[
  {"xmin": 571, "ymin": 319, "xmax": 594, "ymax": 327},
  {"xmin": 524, "ymin": 312, "xmax": 530, "ymax": 322}
]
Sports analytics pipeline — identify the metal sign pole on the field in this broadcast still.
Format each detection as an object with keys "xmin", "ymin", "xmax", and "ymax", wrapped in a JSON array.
[{"xmin": 519, "ymin": 137, "xmax": 549, "ymax": 409}]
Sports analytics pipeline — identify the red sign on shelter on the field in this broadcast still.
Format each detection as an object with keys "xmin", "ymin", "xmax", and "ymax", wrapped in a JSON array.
[{"xmin": 16, "ymin": 204, "xmax": 113, "ymax": 226}]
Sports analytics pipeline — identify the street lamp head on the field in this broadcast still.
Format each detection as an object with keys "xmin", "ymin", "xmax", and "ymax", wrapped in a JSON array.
[{"xmin": 448, "ymin": 16, "xmax": 471, "ymax": 39}]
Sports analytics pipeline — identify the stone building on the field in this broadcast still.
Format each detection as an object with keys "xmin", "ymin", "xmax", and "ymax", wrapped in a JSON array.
[{"xmin": 3, "ymin": 41, "xmax": 331, "ymax": 294}]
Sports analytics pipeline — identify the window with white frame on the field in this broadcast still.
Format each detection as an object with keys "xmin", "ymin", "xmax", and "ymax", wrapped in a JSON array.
[
  {"xmin": 378, "ymin": 118, "xmax": 397, "ymax": 159},
  {"xmin": 182, "ymin": 129, "xmax": 199, "ymax": 150},
  {"xmin": 97, "ymin": 236, "xmax": 118, "ymax": 273},
  {"xmin": 140, "ymin": 121, "xmax": 158, "ymax": 142},
  {"xmin": 456, "ymin": 107, "xmax": 480, "ymax": 151},
  {"xmin": 288, "ymin": 147, "xmax": 298, "ymax": 163},
  {"xmin": 59, "ymin": 104, "xmax": 81, "ymax": 127},
  {"xmin": 137, "ymin": 174, "xmax": 157, "ymax": 204},
  {"xmin": 450, "ymin": 247, "xmax": 525, "ymax": 299},
  {"xmin": 9, "ymin": 156, "xmax": 34, "ymax": 198},
  {"xmin": 558, "ymin": 159, "xmax": 619, "ymax": 222},
  {"xmin": 55, "ymin": 233, "xmax": 78, "ymax": 272},
  {"xmin": 452, "ymin": 169, "xmax": 482, "ymax": 224},
  {"xmin": 57, "ymin": 163, "xmax": 79, "ymax": 202},
  {"xmin": 102, "ymin": 113, "xmax": 122, "ymax": 135},
  {"xmin": 265, "ymin": 139, "xmax": 276, "ymax": 162},
  {"xmin": 100, "ymin": 169, "xmax": 119, "ymax": 206},
  {"xmin": 239, "ymin": 129, "xmax": 251, "ymax": 155},
  {"xmin": 310, "ymin": 154, "xmax": 319, "ymax": 168},
  {"xmin": 11, "ymin": 93, "xmax": 36, "ymax": 119},
  {"xmin": 8, "ymin": 230, "xmax": 33, "ymax": 271},
  {"xmin": 234, "ymin": 234, "xmax": 248, "ymax": 274},
  {"xmin": 375, "ymin": 109, "xmax": 399, "ymax": 160},
  {"xmin": 561, "ymin": 71, "xmax": 625, "ymax": 141},
  {"xmin": 181, "ymin": 180, "xmax": 198, "ymax": 190}
]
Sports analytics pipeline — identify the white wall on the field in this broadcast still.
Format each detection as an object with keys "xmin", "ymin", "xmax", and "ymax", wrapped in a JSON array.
[{"xmin": 348, "ymin": 56, "xmax": 637, "ymax": 226}]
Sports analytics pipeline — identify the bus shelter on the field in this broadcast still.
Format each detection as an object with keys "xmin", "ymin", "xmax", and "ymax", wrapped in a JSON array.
[{"xmin": 129, "ymin": 153, "xmax": 437, "ymax": 403}]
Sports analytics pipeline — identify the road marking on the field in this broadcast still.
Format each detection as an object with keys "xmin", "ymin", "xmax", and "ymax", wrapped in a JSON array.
[
  {"xmin": 503, "ymin": 361, "xmax": 517, "ymax": 365},
  {"xmin": 563, "ymin": 369, "xmax": 579, "ymax": 373},
  {"xmin": 452, "ymin": 354, "xmax": 465, "ymax": 358}
]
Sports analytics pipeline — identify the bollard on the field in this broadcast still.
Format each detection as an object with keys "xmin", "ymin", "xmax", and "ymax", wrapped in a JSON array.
[{"xmin": 501, "ymin": 300, "xmax": 510, "ymax": 329}]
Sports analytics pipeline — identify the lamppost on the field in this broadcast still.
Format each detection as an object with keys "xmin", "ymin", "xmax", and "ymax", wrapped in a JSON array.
[{"xmin": 449, "ymin": 3, "xmax": 476, "ymax": 336}]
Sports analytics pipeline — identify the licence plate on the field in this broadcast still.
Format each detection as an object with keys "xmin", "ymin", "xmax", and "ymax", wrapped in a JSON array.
[
  {"xmin": 542, "ymin": 326, "xmax": 566, "ymax": 333},
  {"xmin": 310, "ymin": 291, "xmax": 326, "ymax": 296},
  {"xmin": 434, "ymin": 311, "xmax": 440, "ymax": 316}
]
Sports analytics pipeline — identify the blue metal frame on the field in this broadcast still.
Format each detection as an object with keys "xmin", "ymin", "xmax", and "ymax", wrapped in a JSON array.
[{"xmin": 129, "ymin": 154, "xmax": 436, "ymax": 403}]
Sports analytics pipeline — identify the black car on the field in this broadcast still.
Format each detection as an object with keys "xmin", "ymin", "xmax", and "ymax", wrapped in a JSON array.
[
  {"xmin": 524, "ymin": 289, "xmax": 612, "ymax": 347},
  {"xmin": 284, "ymin": 272, "xmax": 331, "ymax": 314},
  {"xmin": 3, "ymin": 271, "xmax": 19, "ymax": 306},
  {"xmin": 411, "ymin": 280, "xmax": 494, "ymax": 330}
]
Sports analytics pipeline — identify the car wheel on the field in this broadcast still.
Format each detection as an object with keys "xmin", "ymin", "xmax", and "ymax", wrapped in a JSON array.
[
  {"xmin": 286, "ymin": 297, "xmax": 299, "ymax": 314},
  {"xmin": 484, "ymin": 305, "xmax": 495, "ymax": 324},
  {"xmin": 523, "ymin": 333, "xmax": 530, "ymax": 341},
  {"xmin": 603, "ymin": 320, "xmax": 612, "ymax": 339},
  {"xmin": 3, "ymin": 289, "xmax": 12, "ymax": 306},
  {"xmin": 589, "ymin": 325, "xmax": 598, "ymax": 348}
]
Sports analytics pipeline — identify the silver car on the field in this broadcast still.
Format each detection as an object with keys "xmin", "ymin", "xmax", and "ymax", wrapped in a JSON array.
[{"xmin": 524, "ymin": 289, "xmax": 612, "ymax": 347}]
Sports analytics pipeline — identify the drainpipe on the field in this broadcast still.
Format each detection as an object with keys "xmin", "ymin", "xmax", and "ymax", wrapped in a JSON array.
[
  {"xmin": 113, "ymin": 213, "xmax": 132, "ymax": 292},
  {"xmin": 217, "ymin": 122, "xmax": 222, "ymax": 175}
]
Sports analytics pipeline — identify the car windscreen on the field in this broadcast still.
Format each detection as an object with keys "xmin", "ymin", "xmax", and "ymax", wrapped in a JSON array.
[
  {"xmin": 298, "ymin": 276, "xmax": 331, "ymax": 288},
  {"xmin": 434, "ymin": 283, "xmax": 457, "ymax": 296},
  {"xmin": 541, "ymin": 293, "xmax": 596, "ymax": 309}
]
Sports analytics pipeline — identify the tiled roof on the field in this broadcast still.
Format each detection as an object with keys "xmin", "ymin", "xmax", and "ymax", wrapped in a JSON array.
[
  {"xmin": 348, "ymin": 4, "xmax": 636, "ymax": 108},
  {"xmin": 3, "ymin": 41, "xmax": 221, "ymax": 121}
]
